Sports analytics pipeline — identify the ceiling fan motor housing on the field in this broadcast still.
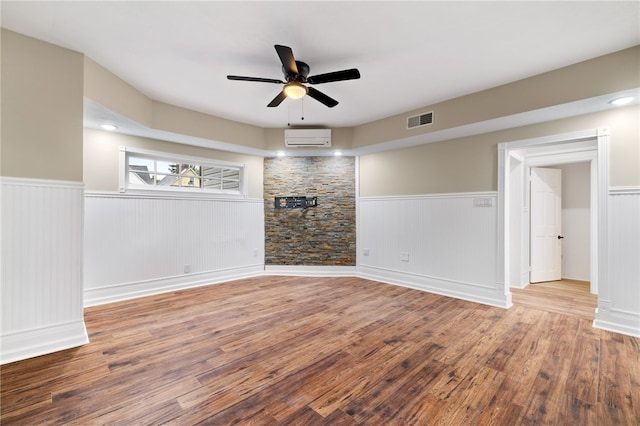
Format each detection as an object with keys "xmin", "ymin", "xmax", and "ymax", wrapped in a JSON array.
[{"xmin": 286, "ymin": 61, "xmax": 310, "ymax": 82}]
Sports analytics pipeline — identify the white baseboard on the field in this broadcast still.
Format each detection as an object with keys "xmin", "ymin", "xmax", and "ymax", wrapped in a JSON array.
[
  {"xmin": 0, "ymin": 320, "xmax": 89, "ymax": 365},
  {"xmin": 511, "ymin": 282, "xmax": 529, "ymax": 290},
  {"xmin": 593, "ymin": 319, "xmax": 640, "ymax": 338},
  {"xmin": 594, "ymin": 305, "xmax": 640, "ymax": 337},
  {"xmin": 264, "ymin": 265, "xmax": 357, "ymax": 277},
  {"xmin": 358, "ymin": 265, "xmax": 512, "ymax": 309},
  {"xmin": 84, "ymin": 265, "xmax": 265, "ymax": 307}
]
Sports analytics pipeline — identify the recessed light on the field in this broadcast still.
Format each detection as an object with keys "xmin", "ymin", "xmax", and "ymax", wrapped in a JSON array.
[
  {"xmin": 334, "ymin": 150, "xmax": 343, "ymax": 156},
  {"xmin": 276, "ymin": 151, "xmax": 286, "ymax": 157},
  {"xmin": 609, "ymin": 96, "xmax": 634, "ymax": 106},
  {"xmin": 100, "ymin": 124, "xmax": 118, "ymax": 131}
]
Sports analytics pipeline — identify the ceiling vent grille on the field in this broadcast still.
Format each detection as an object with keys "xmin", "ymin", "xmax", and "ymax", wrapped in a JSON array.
[{"xmin": 407, "ymin": 111, "xmax": 434, "ymax": 129}]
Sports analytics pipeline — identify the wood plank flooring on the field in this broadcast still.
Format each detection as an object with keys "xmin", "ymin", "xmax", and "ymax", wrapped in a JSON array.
[
  {"xmin": 511, "ymin": 279, "xmax": 597, "ymax": 321},
  {"xmin": 2, "ymin": 276, "xmax": 639, "ymax": 425}
]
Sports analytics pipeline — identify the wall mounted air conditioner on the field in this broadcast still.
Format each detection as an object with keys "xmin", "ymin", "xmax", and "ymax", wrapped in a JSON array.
[{"xmin": 284, "ymin": 129, "xmax": 332, "ymax": 147}]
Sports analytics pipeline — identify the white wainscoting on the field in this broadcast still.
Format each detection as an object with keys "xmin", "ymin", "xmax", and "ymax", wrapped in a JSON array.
[
  {"xmin": 84, "ymin": 193, "xmax": 265, "ymax": 306},
  {"xmin": 594, "ymin": 188, "xmax": 640, "ymax": 337},
  {"xmin": 1, "ymin": 177, "xmax": 88, "ymax": 364},
  {"xmin": 358, "ymin": 192, "xmax": 510, "ymax": 308}
]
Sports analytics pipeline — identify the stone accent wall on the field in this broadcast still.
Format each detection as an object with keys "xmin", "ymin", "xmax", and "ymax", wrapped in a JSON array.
[{"xmin": 264, "ymin": 156, "xmax": 356, "ymax": 266}]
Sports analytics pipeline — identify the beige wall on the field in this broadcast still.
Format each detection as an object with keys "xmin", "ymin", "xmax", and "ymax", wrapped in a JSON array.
[
  {"xmin": 359, "ymin": 104, "xmax": 639, "ymax": 197},
  {"xmin": 84, "ymin": 57, "xmax": 153, "ymax": 127},
  {"xmin": 85, "ymin": 45, "xmax": 639, "ymax": 158},
  {"xmin": 150, "ymin": 101, "xmax": 265, "ymax": 151},
  {"xmin": 352, "ymin": 46, "xmax": 640, "ymax": 149},
  {"xmin": 84, "ymin": 59, "xmax": 265, "ymax": 150},
  {"xmin": 84, "ymin": 129, "xmax": 264, "ymax": 198},
  {"xmin": 4, "ymin": 29, "xmax": 637, "ymax": 197},
  {"xmin": 1, "ymin": 29, "xmax": 84, "ymax": 181}
]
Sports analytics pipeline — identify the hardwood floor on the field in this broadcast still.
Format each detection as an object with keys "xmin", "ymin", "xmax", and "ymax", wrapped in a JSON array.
[
  {"xmin": 2, "ymin": 276, "xmax": 639, "ymax": 425},
  {"xmin": 511, "ymin": 279, "xmax": 597, "ymax": 321}
]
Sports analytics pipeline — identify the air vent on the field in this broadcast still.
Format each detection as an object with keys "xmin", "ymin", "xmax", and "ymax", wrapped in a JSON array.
[{"xmin": 407, "ymin": 111, "xmax": 434, "ymax": 129}]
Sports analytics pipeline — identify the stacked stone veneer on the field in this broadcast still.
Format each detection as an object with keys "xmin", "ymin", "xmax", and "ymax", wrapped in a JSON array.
[{"xmin": 264, "ymin": 156, "xmax": 356, "ymax": 266}]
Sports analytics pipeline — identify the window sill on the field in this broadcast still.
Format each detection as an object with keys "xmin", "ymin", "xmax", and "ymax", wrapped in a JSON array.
[{"xmin": 88, "ymin": 188, "xmax": 249, "ymax": 201}]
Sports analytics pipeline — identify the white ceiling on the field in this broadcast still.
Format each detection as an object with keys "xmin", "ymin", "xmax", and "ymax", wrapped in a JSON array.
[{"xmin": 2, "ymin": 1, "xmax": 639, "ymax": 131}]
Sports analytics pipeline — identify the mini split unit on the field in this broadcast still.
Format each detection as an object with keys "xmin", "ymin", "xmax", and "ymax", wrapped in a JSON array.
[{"xmin": 284, "ymin": 129, "xmax": 332, "ymax": 147}]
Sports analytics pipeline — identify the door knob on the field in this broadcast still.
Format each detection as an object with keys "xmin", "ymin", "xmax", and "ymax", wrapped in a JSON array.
[{"xmin": 557, "ymin": 235, "xmax": 564, "ymax": 239}]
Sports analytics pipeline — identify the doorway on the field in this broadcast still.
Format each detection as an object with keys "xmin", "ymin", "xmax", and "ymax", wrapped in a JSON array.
[
  {"xmin": 528, "ymin": 161, "xmax": 593, "ymax": 287},
  {"xmin": 497, "ymin": 128, "xmax": 610, "ymax": 311},
  {"xmin": 524, "ymin": 153, "xmax": 597, "ymax": 294}
]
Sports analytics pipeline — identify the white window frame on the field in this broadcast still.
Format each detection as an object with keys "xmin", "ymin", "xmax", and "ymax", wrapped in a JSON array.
[{"xmin": 119, "ymin": 146, "xmax": 248, "ymax": 197}]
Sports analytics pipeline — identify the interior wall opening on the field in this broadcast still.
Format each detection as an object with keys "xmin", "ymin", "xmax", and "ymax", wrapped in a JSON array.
[{"xmin": 499, "ymin": 128, "xmax": 609, "ymax": 322}]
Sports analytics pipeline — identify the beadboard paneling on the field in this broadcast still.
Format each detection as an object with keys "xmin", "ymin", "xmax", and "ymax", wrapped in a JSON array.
[
  {"xmin": 358, "ymin": 193, "xmax": 509, "ymax": 307},
  {"xmin": 594, "ymin": 189, "xmax": 640, "ymax": 336},
  {"xmin": 1, "ymin": 178, "xmax": 88, "ymax": 364},
  {"xmin": 84, "ymin": 193, "xmax": 264, "ymax": 306}
]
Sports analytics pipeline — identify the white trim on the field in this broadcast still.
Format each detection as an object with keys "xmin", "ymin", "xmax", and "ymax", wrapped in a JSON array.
[
  {"xmin": 0, "ymin": 176, "xmax": 84, "ymax": 189},
  {"xmin": 497, "ymin": 128, "xmax": 601, "ymax": 151},
  {"xmin": 498, "ymin": 128, "xmax": 637, "ymax": 334},
  {"xmin": 0, "ymin": 320, "xmax": 89, "ymax": 365},
  {"xmin": 526, "ymin": 149, "xmax": 598, "ymax": 166},
  {"xmin": 593, "ymin": 301, "xmax": 640, "ymax": 337},
  {"xmin": 118, "ymin": 144, "xmax": 126, "ymax": 192},
  {"xmin": 592, "ymin": 319, "xmax": 640, "ymax": 338},
  {"xmin": 264, "ymin": 265, "xmax": 357, "ymax": 277},
  {"xmin": 358, "ymin": 266, "xmax": 511, "ymax": 308},
  {"xmin": 84, "ymin": 265, "xmax": 265, "ymax": 307},
  {"xmin": 360, "ymin": 191, "xmax": 497, "ymax": 202},
  {"xmin": 499, "ymin": 129, "xmax": 602, "ymax": 294},
  {"xmin": 590, "ymin": 159, "xmax": 599, "ymax": 294},
  {"xmin": 85, "ymin": 190, "xmax": 263, "ymax": 203},
  {"xmin": 355, "ymin": 156, "xmax": 361, "ymax": 272},
  {"xmin": 120, "ymin": 145, "xmax": 247, "ymax": 169},
  {"xmin": 596, "ymin": 129, "xmax": 610, "ymax": 305},
  {"xmin": 609, "ymin": 186, "xmax": 640, "ymax": 195},
  {"xmin": 118, "ymin": 145, "xmax": 248, "ymax": 197}
]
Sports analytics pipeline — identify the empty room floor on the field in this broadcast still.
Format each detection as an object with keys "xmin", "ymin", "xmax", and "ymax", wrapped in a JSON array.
[{"xmin": 2, "ymin": 276, "xmax": 638, "ymax": 424}]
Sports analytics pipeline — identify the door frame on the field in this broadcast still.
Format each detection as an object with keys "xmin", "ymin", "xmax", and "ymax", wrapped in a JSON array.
[{"xmin": 497, "ymin": 128, "xmax": 609, "ymax": 299}]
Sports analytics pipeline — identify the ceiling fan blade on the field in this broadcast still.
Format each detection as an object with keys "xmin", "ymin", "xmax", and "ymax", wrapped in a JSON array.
[
  {"xmin": 267, "ymin": 90, "xmax": 287, "ymax": 108},
  {"xmin": 308, "ymin": 68, "xmax": 360, "ymax": 84},
  {"xmin": 227, "ymin": 75, "xmax": 284, "ymax": 84},
  {"xmin": 307, "ymin": 87, "xmax": 339, "ymax": 108},
  {"xmin": 274, "ymin": 45, "xmax": 298, "ymax": 76}
]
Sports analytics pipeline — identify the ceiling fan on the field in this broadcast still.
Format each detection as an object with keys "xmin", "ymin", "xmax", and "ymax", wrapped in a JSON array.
[{"xmin": 227, "ymin": 45, "xmax": 360, "ymax": 108}]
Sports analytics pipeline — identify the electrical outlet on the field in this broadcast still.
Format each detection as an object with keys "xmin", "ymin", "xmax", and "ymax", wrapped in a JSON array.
[
  {"xmin": 184, "ymin": 265, "xmax": 191, "ymax": 274},
  {"xmin": 253, "ymin": 249, "xmax": 259, "ymax": 257},
  {"xmin": 363, "ymin": 248, "xmax": 370, "ymax": 256},
  {"xmin": 401, "ymin": 252, "xmax": 409, "ymax": 262}
]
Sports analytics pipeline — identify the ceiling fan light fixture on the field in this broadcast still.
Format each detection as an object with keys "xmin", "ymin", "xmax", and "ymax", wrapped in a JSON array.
[{"xmin": 284, "ymin": 82, "xmax": 307, "ymax": 99}]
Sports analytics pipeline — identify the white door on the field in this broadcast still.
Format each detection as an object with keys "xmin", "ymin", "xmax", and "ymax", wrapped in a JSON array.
[{"xmin": 530, "ymin": 167, "xmax": 562, "ymax": 283}]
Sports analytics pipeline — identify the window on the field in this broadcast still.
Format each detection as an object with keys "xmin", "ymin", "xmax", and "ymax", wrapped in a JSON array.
[{"xmin": 119, "ymin": 147, "xmax": 247, "ymax": 196}]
